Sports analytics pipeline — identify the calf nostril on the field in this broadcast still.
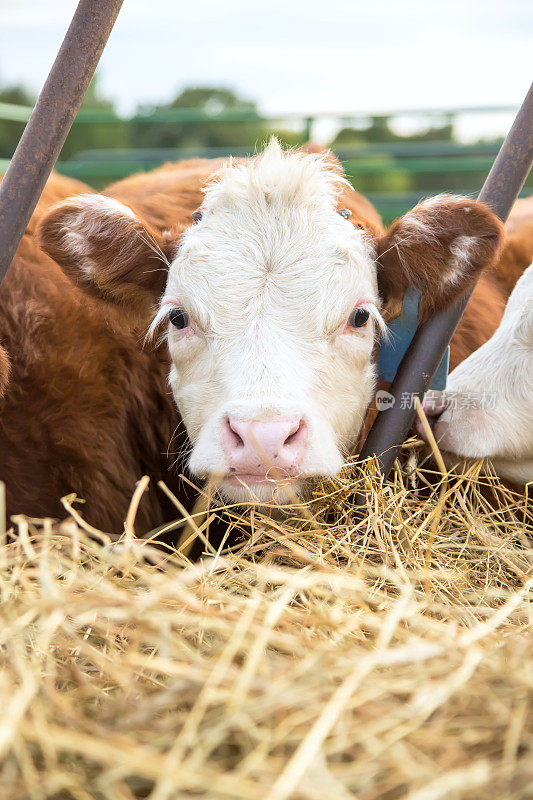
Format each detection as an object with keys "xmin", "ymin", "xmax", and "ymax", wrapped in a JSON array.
[
  {"xmin": 226, "ymin": 418, "xmax": 244, "ymax": 448},
  {"xmin": 283, "ymin": 419, "xmax": 305, "ymax": 448}
]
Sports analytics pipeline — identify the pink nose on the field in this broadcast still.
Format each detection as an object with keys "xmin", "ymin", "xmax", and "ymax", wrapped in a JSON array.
[{"xmin": 221, "ymin": 417, "xmax": 307, "ymax": 477}]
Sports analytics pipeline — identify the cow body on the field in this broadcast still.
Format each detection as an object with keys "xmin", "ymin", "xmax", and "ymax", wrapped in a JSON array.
[
  {"xmin": 0, "ymin": 173, "xmax": 184, "ymax": 532},
  {"xmin": 0, "ymin": 144, "xmax": 507, "ymax": 529}
]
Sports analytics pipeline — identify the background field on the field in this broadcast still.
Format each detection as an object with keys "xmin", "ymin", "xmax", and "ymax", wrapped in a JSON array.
[
  {"xmin": 1, "ymin": 88, "xmax": 532, "ymax": 222},
  {"xmin": 1, "ymin": 0, "xmax": 532, "ymax": 222}
]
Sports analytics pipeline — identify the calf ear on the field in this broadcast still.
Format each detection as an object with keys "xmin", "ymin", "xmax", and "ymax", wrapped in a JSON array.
[
  {"xmin": 376, "ymin": 195, "xmax": 504, "ymax": 322},
  {"xmin": 37, "ymin": 195, "xmax": 175, "ymax": 316}
]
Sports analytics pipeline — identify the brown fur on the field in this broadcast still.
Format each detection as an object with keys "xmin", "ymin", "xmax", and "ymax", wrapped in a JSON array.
[
  {"xmin": 0, "ymin": 344, "xmax": 9, "ymax": 398},
  {"xmin": 0, "ymin": 158, "xmax": 513, "ymax": 532},
  {"xmin": 39, "ymin": 198, "xmax": 172, "ymax": 322},
  {"xmin": 492, "ymin": 195, "xmax": 533, "ymax": 295},
  {"xmin": 449, "ymin": 194, "xmax": 533, "ymax": 365},
  {"xmin": 0, "ymin": 172, "xmax": 186, "ymax": 534},
  {"xmin": 358, "ymin": 197, "xmax": 533, "ymax": 442},
  {"xmin": 376, "ymin": 197, "xmax": 504, "ymax": 323},
  {"xmin": 504, "ymin": 195, "xmax": 533, "ymax": 234}
]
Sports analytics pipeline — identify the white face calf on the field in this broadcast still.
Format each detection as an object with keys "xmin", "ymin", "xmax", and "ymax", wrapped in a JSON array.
[
  {"xmin": 425, "ymin": 263, "xmax": 533, "ymax": 484},
  {"xmin": 150, "ymin": 146, "xmax": 382, "ymax": 502},
  {"xmin": 38, "ymin": 141, "xmax": 504, "ymax": 503}
]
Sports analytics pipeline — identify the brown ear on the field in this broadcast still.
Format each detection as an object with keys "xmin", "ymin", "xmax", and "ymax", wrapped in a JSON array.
[
  {"xmin": 376, "ymin": 195, "xmax": 504, "ymax": 322},
  {"xmin": 37, "ymin": 195, "xmax": 175, "ymax": 316}
]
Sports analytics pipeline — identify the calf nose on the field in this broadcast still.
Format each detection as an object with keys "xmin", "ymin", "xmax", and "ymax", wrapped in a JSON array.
[{"xmin": 222, "ymin": 417, "xmax": 307, "ymax": 476}]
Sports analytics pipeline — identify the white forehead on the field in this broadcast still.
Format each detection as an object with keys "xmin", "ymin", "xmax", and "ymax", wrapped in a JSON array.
[{"xmin": 165, "ymin": 140, "xmax": 378, "ymax": 333}]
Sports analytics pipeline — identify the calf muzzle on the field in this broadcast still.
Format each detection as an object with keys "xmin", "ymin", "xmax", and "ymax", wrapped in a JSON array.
[{"xmin": 221, "ymin": 416, "xmax": 307, "ymax": 480}]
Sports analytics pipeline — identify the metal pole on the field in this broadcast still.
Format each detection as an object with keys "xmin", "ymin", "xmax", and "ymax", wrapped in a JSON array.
[
  {"xmin": 0, "ymin": 0, "xmax": 124, "ymax": 286},
  {"xmin": 359, "ymin": 81, "xmax": 533, "ymax": 477}
]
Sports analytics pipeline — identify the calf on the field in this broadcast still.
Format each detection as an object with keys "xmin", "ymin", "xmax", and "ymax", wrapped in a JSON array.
[
  {"xmin": 423, "ymin": 262, "xmax": 533, "ymax": 484},
  {"xmin": 31, "ymin": 140, "xmax": 503, "ymax": 515}
]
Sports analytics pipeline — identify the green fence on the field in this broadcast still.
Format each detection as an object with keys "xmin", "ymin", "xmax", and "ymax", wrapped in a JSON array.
[{"xmin": 1, "ymin": 103, "xmax": 531, "ymax": 222}]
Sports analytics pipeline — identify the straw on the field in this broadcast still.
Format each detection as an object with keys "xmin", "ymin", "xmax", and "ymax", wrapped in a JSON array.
[{"xmin": 0, "ymin": 452, "xmax": 531, "ymax": 800}]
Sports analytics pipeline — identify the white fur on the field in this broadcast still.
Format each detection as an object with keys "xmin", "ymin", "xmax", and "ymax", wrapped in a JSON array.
[
  {"xmin": 160, "ymin": 140, "xmax": 381, "ymax": 502},
  {"xmin": 47, "ymin": 150, "xmax": 500, "ymax": 501},
  {"xmin": 446, "ymin": 235, "xmax": 476, "ymax": 287},
  {"xmin": 433, "ymin": 262, "xmax": 533, "ymax": 484},
  {"xmin": 145, "ymin": 145, "xmax": 494, "ymax": 501}
]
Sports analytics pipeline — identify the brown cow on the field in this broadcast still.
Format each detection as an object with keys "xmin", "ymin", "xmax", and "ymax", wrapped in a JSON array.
[
  {"xmin": 0, "ymin": 172, "xmax": 186, "ymax": 533},
  {"xmin": 0, "ymin": 145, "xmax": 508, "ymax": 530},
  {"xmin": 490, "ymin": 195, "xmax": 533, "ymax": 296}
]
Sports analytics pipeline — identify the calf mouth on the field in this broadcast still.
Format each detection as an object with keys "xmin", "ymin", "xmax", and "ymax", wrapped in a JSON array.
[
  {"xmin": 218, "ymin": 471, "xmax": 307, "ymax": 505},
  {"xmin": 225, "ymin": 472, "xmax": 288, "ymax": 485},
  {"xmin": 187, "ymin": 412, "xmax": 346, "ymax": 505}
]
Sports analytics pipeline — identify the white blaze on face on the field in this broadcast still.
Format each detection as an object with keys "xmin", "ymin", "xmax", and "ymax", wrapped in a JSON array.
[
  {"xmin": 432, "ymin": 262, "xmax": 533, "ymax": 484},
  {"xmin": 156, "ymin": 141, "xmax": 383, "ymax": 502}
]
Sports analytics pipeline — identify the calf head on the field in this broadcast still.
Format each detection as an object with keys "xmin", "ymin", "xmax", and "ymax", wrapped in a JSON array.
[{"xmin": 38, "ymin": 141, "xmax": 503, "ymax": 503}]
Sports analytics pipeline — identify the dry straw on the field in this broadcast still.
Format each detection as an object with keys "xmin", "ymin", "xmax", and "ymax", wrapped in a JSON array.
[{"xmin": 0, "ymin": 443, "xmax": 532, "ymax": 800}]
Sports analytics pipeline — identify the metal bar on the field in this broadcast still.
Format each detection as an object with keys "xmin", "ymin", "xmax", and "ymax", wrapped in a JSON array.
[
  {"xmin": 359, "ymin": 81, "xmax": 533, "ymax": 476},
  {"xmin": 0, "ymin": 0, "xmax": 124, "ymax": 286}
]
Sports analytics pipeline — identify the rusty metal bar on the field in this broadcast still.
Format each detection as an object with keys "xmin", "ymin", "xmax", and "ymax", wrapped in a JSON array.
[
  {"xmin": 360, "ymin": 80, "xmax": 533, "ymax": 477},
  {"xmin": 0, "ymin": 0, "xmax": 124, "ymax": 286}
]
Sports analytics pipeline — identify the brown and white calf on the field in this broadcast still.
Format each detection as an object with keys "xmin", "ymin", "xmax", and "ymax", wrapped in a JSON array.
[
  {"xmin": 423, "ymin": 244, "xmax": 533, "ymax": 485},
  {"xmin": 0, "ymin": 141, "xmax": 506, "ymax": 529},
  {"xmin": 421, "ymin": 196, "xmax": 533, "ymax": 485}
]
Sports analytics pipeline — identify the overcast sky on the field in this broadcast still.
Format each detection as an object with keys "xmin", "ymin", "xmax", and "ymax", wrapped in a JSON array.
[{"xmin": 0, "ymin": 0, "xmax": 531, "ymax": 125}]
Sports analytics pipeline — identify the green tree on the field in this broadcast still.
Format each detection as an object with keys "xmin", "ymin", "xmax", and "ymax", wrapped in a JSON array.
[
  {"xmin": 131, "ymin": 86, "xmax": 302, "ymax": 152},
  {"xmin": 59, "ymin": 74, "xmax": 129, "ymax": 160},
  {"xmin": 332, "ymin": 115, "xmax": 454, "ymax": 147},
  {"xmin": 0, "ymin": 84, "xmax": 34, "ymax": 159},
  {"xmin": 331, "ymin": 115, "xmax": 457, "ymax": 197}
]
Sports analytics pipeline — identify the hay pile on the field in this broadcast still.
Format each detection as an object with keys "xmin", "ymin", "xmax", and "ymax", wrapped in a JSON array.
[{"xmin": 1, "ymin": 452, "xmax": 532, "ymax": 800}]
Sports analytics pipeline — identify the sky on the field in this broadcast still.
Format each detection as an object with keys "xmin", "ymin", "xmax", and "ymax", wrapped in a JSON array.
[{"xmin": 0, "ymin": 0, "xmax": 531, "ymax": 139}]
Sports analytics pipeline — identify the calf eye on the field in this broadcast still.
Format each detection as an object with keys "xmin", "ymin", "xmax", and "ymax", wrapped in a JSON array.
[
  {"xmin": 169, "ymin": 308, "xmax": 190, "ymax": 329},
  {"xmin": 348, "ymin": 308, "xmax": 370, "ymax": 328}
]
